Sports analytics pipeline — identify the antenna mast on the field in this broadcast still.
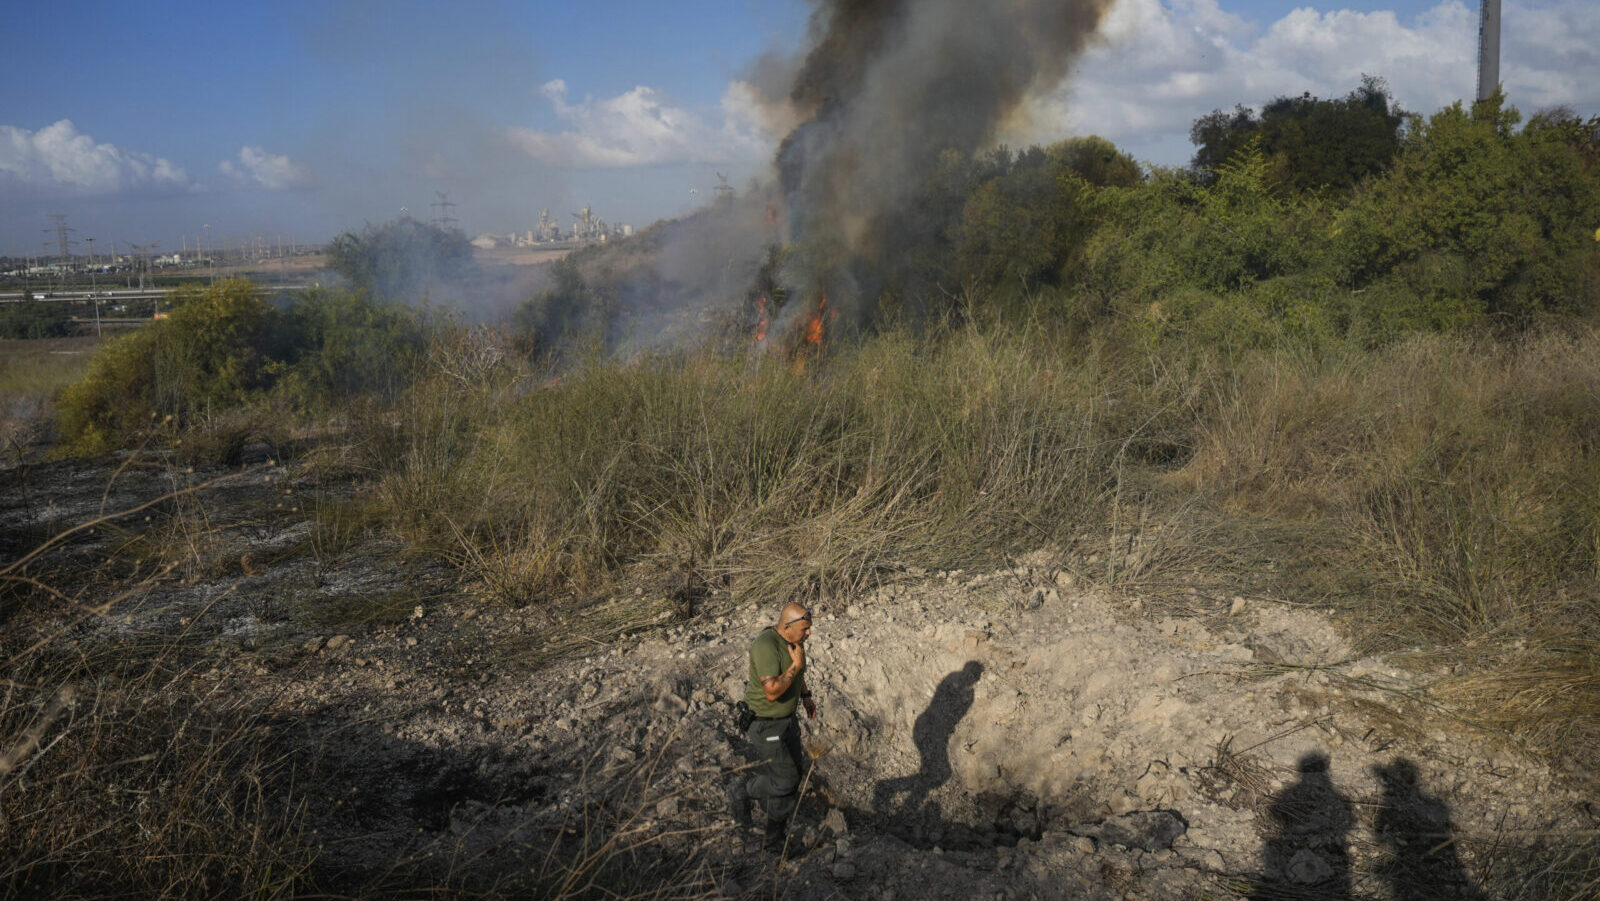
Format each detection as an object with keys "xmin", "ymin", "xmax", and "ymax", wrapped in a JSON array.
[{"xmin": 1476, "ymin": 0, "xmax": 1501, "ymax": 102}]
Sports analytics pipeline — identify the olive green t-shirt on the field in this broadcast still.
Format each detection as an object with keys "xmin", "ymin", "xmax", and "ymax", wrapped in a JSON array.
[{"xmin": 743, "ymin": 627, "xmax": 804, "ymax": 718}]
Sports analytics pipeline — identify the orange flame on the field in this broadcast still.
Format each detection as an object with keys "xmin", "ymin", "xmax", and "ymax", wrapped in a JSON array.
[
  {"xmin": 804, "ymin": 295, "xmax": 827, "ymax": 346},
  {"xmin": 755, "ymin": 295, "xmax": 770, "ymax": 344},
  {"xmin": 792, "ymin": 294, "xmax": 830, "ymax": 374}
]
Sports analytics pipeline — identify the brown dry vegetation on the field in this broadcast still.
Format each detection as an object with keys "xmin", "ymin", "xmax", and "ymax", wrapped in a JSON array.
[
  {"xmin": 5, "ymin": 297, "xmax": 1600, "ymax": 896},
  {"xmin": 350, "ymin": 319, "xmax": 1600, "ymax": 779}
]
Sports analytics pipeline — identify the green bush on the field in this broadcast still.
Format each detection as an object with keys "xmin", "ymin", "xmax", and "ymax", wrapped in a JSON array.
[
  {"xmin": 511, "ymin": 255, "xmax": 611, "ymax": 356},
  {"xmin": 953, "ymin": 137, "xmax": 1142, "ymax": 318},
  {"xmin": 277, "ymin": 287, "xmax": 426, "ymax": 409},
  {"xmin": 55, "ymin": 280, "xmax": 428, "ymax": 454},
  {"xmin": 0, "ymin": 301, "xmax": 73, "ymax": 339},
  {"xmin": 1072, "ymin": 148, "xmax": 1342, "ymax": 349},
  {"xmin": 56, "ymin": 281, "xmax": 280, "ymax": 454}
]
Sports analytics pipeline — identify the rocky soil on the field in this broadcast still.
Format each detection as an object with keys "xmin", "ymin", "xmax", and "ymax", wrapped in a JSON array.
[{"xmin": 4, "ymin": 452, "xmax": 1595, "ymax": 899}]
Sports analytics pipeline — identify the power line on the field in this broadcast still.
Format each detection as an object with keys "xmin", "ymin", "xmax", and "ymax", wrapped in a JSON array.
[{"xmin": 125, "ymin": 240, "xmax": 159, "ymax": 292}]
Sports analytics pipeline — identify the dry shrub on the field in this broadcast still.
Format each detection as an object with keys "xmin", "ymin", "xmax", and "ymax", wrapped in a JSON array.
[
  {"xmin": 1340, "ymin": 330, "xmax": 1600, "ymax": 636},
  {"xmin": 1182, "ymin": 326, "xmax": 1600, "ymax": 775},
  {"xmin": 379, "ymin": 324, "xmax": 1119, "ymax": 608},
  {"xmin": 1430, "ymin": 616, "xmax": 1600, "ymax": 770},
  {"xmin": 1176, "ymin": 343, "xmax": 1374, "ymax": 514},
  {"xmin": 0, "ymin": 645, "xmax": 313, "ymax": 898},
  {"xmin": 1184, "ymin": 329, "xmax": 1600, "ymax": 627}
]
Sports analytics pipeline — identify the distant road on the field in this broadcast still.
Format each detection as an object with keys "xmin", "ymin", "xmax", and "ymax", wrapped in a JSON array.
[{"xmin": 0, "ymin": 285, "xmax": 317, "ymax": 303}]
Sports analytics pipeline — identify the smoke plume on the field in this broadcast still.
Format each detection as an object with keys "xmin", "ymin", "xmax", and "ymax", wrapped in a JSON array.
[{"xmin": 772, "ymin": 0, "xmax": 1112, "ymax": 323}]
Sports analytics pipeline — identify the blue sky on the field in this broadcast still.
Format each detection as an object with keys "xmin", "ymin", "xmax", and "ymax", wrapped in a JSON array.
[{"xmin": 3, "ymin": 0, "xmax": 1594, "ymax": 257}]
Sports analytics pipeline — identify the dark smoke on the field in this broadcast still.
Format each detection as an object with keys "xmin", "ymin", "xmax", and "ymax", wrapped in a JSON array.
[
  {"xmin": 773, "ymin": 0, "xmax": 1112, "ymax": 325},
  {"xmin": 565, "ymin": 0, "xmax": 1112, "ymax": 357}
]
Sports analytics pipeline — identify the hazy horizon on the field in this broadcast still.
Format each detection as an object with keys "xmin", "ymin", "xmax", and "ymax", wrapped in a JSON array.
[{"xmin": 3, "ymin": 0, "xmax": 1594, "ymax": 258}]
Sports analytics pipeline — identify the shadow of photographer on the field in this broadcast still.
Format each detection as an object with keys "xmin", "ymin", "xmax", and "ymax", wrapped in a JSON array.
[
  {"xmin": 1247, "ymin": 751, "xmax": 1486, "ymax": 901},
  {"xmin": 1249, "ymin": 751, "xmax": 1354, "ymax": 900},
  {"xmin": 1371, "ymin": 758, "xmax": 1486, "ymax": 901}
]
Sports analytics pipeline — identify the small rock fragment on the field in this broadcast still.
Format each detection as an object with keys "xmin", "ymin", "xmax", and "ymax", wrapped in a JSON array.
[
  {"xmin": 822, "ymin": 807, "xmax": 848, "ymax": 836},
  {"xmin": 1085, "ymin": 810, "xmax": 1187, "ymax": 851}
]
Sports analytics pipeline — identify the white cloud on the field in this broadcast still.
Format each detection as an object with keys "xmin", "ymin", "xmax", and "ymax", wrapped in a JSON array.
[
  {"xmin": 507, "ymin": 79, "xmax": 776, "ymax": 168},
  {"xmin": 1014, "ymin": 0, "xmax": 1599, "ymax": 166},
  {"xmin": 219, "ymin": 146, "xmax": 315, "ymax": 191},
  {"xmin": 0, "ymin": 119, "xmax": 196, "ymax": 195}
]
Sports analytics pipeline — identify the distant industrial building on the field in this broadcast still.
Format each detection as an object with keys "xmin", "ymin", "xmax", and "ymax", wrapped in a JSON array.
[{"xmin": 470, "ymin": 206, "xmax": 631, "ymax": 250}]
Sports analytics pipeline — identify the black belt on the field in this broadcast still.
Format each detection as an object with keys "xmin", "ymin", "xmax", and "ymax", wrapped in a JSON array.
[{"xmin": 754, "ymin": 713, "xmax": 793, "ymax": 720}]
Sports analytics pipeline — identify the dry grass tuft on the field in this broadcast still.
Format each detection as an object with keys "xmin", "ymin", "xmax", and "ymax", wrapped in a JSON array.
[{"xmin": 1197, "ymin": 733, "xmax": 1276, "ymax": 816}]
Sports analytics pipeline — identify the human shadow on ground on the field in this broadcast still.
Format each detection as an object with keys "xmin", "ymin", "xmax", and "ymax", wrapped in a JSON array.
[
  {"xmin": 867, "ymin": 661, "xmax": 996, "ymax": 849},
  {"xmin": 1248, "ymin": 751, "xmax": 1354, "ymax": 900},
  {"xmin": 1371, "ymin": 758, "xmax": 1486, "ymax": 901},
  {"xmin": 872, "ymin": 661, "xmax": 983, "ymax": 820}
]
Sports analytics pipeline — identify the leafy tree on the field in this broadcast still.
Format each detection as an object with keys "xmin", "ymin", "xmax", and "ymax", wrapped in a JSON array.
[
  {"xmin": 1191, "ymin": 76, "xmax": 1406, "ymax": 194},
  {"xmin": 1190, "ymin": 105, "xmax": 1258, "ymax": 175},
  {"xmin": 1051, "ymin": 135, "xmax": 1143, "ymax": 188},
  {"xmin": 1334, "ymin": 92, "xmax": 1600, "ymax": 323},
  {"xmin": 327, "ymin": 217, "xmax": 472, "ymax": 303},
  {"xmin": 513, "ymin": 256, "xmax": 607, "ymax": 356},
  {"xmin": 954, "ymin": 137, "xmax": 1141, "ymax": 303}
]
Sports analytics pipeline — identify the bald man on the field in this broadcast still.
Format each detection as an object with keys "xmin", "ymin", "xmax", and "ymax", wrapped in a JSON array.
[{"xmin": 729, "ymin": 601, "xmax": 817, "ymax": 852}]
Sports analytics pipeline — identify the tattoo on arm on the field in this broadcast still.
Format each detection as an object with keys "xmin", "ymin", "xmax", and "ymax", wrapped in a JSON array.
[{"xmin": 760, "ymin": 666, "xmax": 797, "ymax": 700}]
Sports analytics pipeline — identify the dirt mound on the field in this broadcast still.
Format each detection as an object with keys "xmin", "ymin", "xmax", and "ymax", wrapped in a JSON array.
[{"xmin": 194, "ymin": 568, "xmax": 1599, "ymax": 896}]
